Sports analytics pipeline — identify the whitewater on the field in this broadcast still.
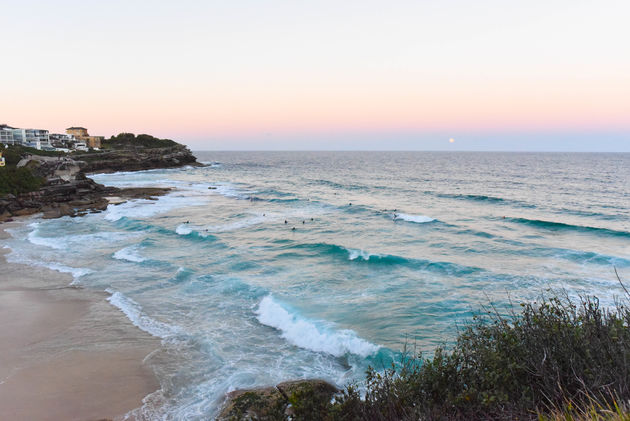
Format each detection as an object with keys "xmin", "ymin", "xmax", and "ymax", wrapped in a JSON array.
[{"xmin": 3, "ymin": 151, "xmax": 630, "ymax": 419}]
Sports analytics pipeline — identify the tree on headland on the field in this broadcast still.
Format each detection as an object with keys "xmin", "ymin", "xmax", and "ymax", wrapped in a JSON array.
[{"xmin": 103, "ymin": 133, "xmax": 178, "ymax": 149}]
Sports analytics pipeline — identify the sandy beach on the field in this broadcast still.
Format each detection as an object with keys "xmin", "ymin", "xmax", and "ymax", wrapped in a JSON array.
[{"xmin": 0, "ymin": 221, "xmax": 161, "ymax": 421}]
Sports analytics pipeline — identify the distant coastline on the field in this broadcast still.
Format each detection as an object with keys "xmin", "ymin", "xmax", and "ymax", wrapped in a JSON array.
[{"xmin": 0, "ymin": 132, "xmax": 201, "ymax": 221}]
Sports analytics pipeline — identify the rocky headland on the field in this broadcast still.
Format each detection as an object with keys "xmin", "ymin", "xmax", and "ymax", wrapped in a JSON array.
[
  {"xmin": 0, "ymin": 133, "xmax": 201, "ymax": 220},
  {"xmin": 75, "ymin": 143, "xmax": 200, "ymax": 174}
]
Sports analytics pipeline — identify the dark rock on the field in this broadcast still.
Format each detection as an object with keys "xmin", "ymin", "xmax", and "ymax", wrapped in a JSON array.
[
  {"xmin": 217, "ymin": 379, "xmax": 338, "ymax": 420},
  {"xmin": 13, "ymin": 208, "xmax": 39, "ymax": 216},
  {"xmin": 219, "ymin": 387, "xmax": 286, "ymax": 420},
  {"xmin": 0, "ymin": 145, "xmax": 193, "ymax": 220},
  {"xmin": 75, "ymin": 145, "xmax": 201, "ymax": 174},
  {"xmin": 116, "ymin": 187, "xmax": 171, "ymax": 199},
  {"xmin": 42, "ymin": 203, "xmax": 73, "ymax": 219}
]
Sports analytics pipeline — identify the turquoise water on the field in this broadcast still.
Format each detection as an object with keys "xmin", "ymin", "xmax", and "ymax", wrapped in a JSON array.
[{"xmin": 5, "ymin": 151, "xmax": 630, "ymax": 419}]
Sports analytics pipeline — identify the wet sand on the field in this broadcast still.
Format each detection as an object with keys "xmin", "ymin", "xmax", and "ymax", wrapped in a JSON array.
[{"xmin": 0, "ymin": 223, "xmax": 161, "ymax": 421}]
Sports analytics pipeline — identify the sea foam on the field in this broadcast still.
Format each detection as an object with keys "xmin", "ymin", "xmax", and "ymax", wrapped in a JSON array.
[
  {"xmin": 27, "ymin": 228, "xmax": 136, "ymax": 250},
  {"xmin": 3, "ymin": 246, "xmax": 93, "ymax": 283},
  {"xmin": 175, "ymin": 224, "xmax": 193, "ymax": 235},
  {"xmin": 104, "ymin": 194, "xmax": 206, "ymax": 222},
  {"xmin": 204, "ymin": 215, "xmax": 267, "ymax": 233},
  {"xmin": 209, "ymin": 184, "xmax": 256, "ymax": 200},
  {"xmin": 394, "ymin": 213, "xmax": 435, "ymax": 223},
  {"xmin": 27, "ymin": 229, "xmax": 64, "ymax": 249},
  {"xmin": 255, "ymin": 295, "xmax": 380, "ymax": 358},
  {"xmin": 347, "ymin": 248, "xmax": 374, "ymax": 261},
  {"xmin": 113, "ymin": 245, "xmax": 146, "ymax": 263},
  {"xmin": 107, "ymin": 289, "xmax": 182, "ymax": 339}
]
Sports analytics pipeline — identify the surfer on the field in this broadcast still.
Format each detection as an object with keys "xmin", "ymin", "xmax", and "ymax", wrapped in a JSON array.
[
  {"xmin": 291, "ymin": 227, "xmax": 296, "ymax": 231},
  {"xmin": 284, "ymin": 219, "xmax": 288, "ymax": 224}
]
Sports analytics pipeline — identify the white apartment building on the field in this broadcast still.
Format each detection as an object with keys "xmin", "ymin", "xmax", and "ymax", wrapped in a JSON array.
[
  {"xmin": 0, "ymin": 127, "xmax": 15, "ymax": 144},
  {"xmin": 0, "ymin": 125, "xmax": 52, "ymax": 150},
  {"xmin": 12, "ymin": 128, "xmax": 51, "ymax": 149}
]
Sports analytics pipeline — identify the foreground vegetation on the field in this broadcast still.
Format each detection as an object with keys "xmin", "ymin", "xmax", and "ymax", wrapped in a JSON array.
[
  {"xmin": 2, "ymin": 145, "xmax": 63, "ymax": 166},
  {"xmin": 0, "ymin": 146, "xmax": 45, "ymax": 197},
  {"xmin": 229, "ymin": 277, "xmax": 630, "ymax": 420},
  {"xmin": 0, "ymin": 166, "xmax": 44, "ymax": 196},
  {"xmin": 328, "ymin": 293, "xmax": 629, "ymax": 420}
]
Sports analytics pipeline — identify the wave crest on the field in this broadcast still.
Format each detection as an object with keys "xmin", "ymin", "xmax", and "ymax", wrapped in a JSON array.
[
  {"xmin": 113, "ymin": 245, "xmax": 146, "ymax": 263},
  {"xmin": 394, "ymin": 213, "xmax": 435, "ymax": 224},
  {"xmin": 509, "ymin": 217, "xmax": 630, "ymax": 238},
  {"xmin": 255, "ymin": 295, "xmax": 380, "ymax": 358},
  {"xmin": 107, "ymin": 289, "xmax": 182, "ymax": 339}
]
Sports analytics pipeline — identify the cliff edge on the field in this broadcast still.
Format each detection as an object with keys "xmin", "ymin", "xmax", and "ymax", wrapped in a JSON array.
[{"xmin": 0, "ymin": 133, "xmax": 200, "ymax": 220}]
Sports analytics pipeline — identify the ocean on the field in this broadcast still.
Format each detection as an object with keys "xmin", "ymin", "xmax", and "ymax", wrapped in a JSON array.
[{"xmin": 5, "ymin": 151, "xmax": 630, "ymax": 419}]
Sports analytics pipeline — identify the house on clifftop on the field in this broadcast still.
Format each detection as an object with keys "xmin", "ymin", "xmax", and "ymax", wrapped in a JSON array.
[{"xmin": 66, "ymin": 126, "xmax": 104, "ymax": 149}]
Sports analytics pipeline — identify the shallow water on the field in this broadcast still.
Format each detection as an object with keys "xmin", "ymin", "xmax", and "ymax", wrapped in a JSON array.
[{"xmin": 5, "ymin": 151, "xmax": 630, "ymax": 419}]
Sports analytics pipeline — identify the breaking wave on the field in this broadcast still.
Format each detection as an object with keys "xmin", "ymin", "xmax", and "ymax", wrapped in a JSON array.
[
  {"xmin": 393, "ymin": 213, "xmax": 435, "ymax": 224},
  {"xmin": 255, "ymin": 295, "xmax": 380, "ymax": 358},
  {"xmin": 107, "ymin": 289, "xmax": 182, "ymax": 339},
  {"xmin": 113, "ymin": 245, "xmax": 146, "ymax": 263}
]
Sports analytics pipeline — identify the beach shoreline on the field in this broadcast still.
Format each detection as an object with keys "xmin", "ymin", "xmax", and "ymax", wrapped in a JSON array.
[{"xmin": 0, "ymin": 220, "xmax": 161, "ymax": 421}]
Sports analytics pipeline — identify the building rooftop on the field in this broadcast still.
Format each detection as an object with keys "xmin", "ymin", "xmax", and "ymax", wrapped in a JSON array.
[{"xmin": 66, "ymin": 126, "xmax": 87, "ymax": 130}]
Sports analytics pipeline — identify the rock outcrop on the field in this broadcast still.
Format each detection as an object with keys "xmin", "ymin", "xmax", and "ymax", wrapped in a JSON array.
[
  {"xmin": 0, "ymin": 176, "xmax": 170, "ymax": 220},
  {"xmin": 0, "ymin": 143, "xmax": 199, "ymax": 221},
  {"xmin": 217, "ymin": 379, "xmax": 338, "ymax": 420},
  {"xmin": 74, "ymin": 144, "xmax": 201, "ymax": 174}
]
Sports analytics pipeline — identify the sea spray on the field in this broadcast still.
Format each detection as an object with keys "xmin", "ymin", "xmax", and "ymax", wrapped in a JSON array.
[{"xmin": 347, "ymin": 248, "xmax": 373, "ymax": 261}]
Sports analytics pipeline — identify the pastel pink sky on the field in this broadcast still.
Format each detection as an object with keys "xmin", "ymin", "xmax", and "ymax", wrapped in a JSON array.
[{"xmin": 2, "ymin": 0, "xmax": 629, "ymax": 150}]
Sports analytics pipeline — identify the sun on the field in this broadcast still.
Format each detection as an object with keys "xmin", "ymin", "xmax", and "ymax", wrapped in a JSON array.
[{"xmin": 449, "ymin": 138, "xmax": 455, "ymax": 143}]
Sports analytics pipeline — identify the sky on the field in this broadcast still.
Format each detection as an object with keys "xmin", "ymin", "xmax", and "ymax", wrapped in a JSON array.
[{"xmin": 2, "ymin": 0, "xmax": 629, "ymax": 151}]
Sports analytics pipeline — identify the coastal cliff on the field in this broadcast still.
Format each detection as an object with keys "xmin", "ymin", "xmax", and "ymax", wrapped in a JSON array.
[
  {"xmin": 75, "ymin": 144, "xmax": 200, "ymax": 174},
  {"xmin": 0, "ymin": 133, "xmax": 200, "ymax": 220},
  {"xmin": 0, "ymin": 169, "xmax": 171, "ymax": 220}
]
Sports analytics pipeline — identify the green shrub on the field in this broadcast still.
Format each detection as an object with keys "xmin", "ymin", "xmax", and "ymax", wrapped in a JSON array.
[
  {"xmin": 0, "ymin": 145, "xmax": 64, "ymax": 167},
  {"xmin": 103, "ymin": 132, "xmax": 178, "ymax": 149},
  {"xmin": 0, "ymin": 166, "xmax": 44, "ymax": 196},
  {"xmin": 322, "ymin": 289, "xmax": 630, "ymax": 420}
]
